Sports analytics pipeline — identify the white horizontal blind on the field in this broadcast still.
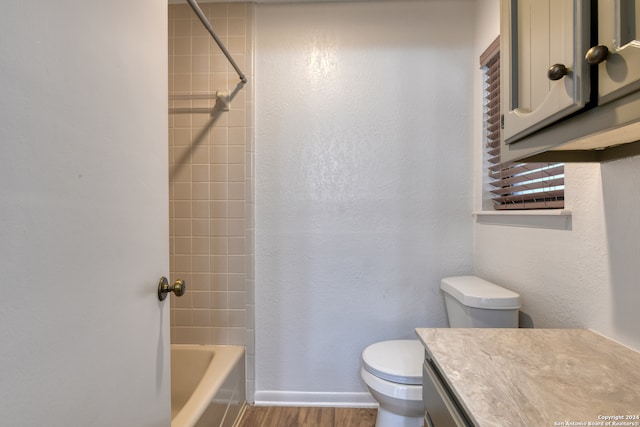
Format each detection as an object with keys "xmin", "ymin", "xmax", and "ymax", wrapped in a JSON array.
[{"xmin": 481, "ymin": 37, "xmax": 564, "ymax": 210}]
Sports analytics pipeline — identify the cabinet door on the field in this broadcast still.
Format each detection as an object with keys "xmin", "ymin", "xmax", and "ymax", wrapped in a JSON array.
[
  {"xmin": 501, "ymin": 0, "xmax": 591, "ymax": 144},
  {"xmin": 597, "ymin": 0, "xmax": 640, "ymax": 104},
  {"xmin": 423, "ymin": 362, "xmax": 470, "ymax": 427}
]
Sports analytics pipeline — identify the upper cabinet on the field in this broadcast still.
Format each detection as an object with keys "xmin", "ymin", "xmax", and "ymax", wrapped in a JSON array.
[
  {"xmin": 500, "ymin": 0, "xmax": 640, "ymax": 162},
  {"xmin": 597, "ymin": 0, "xmax": 640, "ymax": 105},
  {"xmin": 501, "ymin": 0, "xmax": 591, "ymax": 144}
]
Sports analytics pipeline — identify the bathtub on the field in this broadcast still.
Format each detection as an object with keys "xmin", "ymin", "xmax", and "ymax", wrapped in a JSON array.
[{"xmin": 171, "ymin": 345, "xmax": 246, "ymax": 427}]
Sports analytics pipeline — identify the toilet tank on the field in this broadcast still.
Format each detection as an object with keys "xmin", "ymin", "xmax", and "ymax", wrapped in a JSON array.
[{"xmin": 440, "ymin": 276, "xmax": 521, "ymax": 328}]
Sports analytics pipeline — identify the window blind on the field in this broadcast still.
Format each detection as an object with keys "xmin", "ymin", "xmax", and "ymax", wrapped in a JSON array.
[{"xmin": 481, "ymin": 37, "xmax": 565, "ymax": 210}]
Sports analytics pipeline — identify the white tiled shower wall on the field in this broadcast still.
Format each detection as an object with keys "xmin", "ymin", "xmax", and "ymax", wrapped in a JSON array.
[{"xmin": 168, "ymin": 2, "xmax": 255, "ymax": 397}]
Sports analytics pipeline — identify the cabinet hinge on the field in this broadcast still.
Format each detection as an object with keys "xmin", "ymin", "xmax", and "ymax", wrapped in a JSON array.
[{"xmin": 500, "ymin": 114, "xmax": 504, "ymax": 130}]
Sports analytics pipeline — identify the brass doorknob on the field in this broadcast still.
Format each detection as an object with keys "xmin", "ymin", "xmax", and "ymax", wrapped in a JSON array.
[
  {"xmin": 547, "ymin": 64, "xmax": 569, "ymax": 81},
  {"xmin": 158, "ymin": 276, "xmax": 186, "ymax": 301},
  {"xmin": 585, "ymin": 45, "xmax": 610, "ymax": 65}
]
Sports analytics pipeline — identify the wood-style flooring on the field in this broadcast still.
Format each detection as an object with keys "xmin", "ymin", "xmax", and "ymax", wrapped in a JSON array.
[{"xmin": 235, "ymin": 406, "xmax": 378, "ymax": 427}]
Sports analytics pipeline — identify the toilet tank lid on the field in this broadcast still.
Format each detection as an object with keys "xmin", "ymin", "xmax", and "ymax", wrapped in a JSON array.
[{"xmin": 440, "ymin": 276, "xmax": 521, "ymax": 309}]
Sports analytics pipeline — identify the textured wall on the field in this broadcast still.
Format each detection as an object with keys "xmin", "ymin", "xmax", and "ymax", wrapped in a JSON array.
[{"xmin": 254, "ymin": 0, "xmax": 475, "ymax": 405}]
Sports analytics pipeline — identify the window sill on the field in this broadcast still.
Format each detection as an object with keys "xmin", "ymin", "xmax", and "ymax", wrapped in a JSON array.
[{"xmin": 472, "ymin": 209, "xmax": 572, "ymax": 230}]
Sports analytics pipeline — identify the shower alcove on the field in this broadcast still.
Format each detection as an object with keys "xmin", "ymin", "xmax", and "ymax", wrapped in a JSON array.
[{"xmin": 167, "ymin": 1, "xmax": 255, "ymax": 402}]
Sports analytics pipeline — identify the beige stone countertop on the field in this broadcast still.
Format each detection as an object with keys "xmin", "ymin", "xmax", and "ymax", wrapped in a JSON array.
[{"xmin": 415, "ymin": 328, "xmax": 640, "ymax": 427}]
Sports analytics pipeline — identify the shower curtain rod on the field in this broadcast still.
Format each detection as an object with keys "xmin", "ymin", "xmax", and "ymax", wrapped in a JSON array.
[{"xmin": 185, "ymin": 0, "xmax": 247, "ymax": 84}]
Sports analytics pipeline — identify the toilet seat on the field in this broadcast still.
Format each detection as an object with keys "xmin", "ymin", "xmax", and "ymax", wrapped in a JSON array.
[
  {"xmin": 361, "ymin": 340, "xmax": 424, "ymax": 385},
  {"xmin": 360, "ymin": 367, "xmax": 423, "ymax": 401}
]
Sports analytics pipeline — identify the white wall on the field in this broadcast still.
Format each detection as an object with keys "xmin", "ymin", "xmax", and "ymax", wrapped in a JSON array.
[
  {"xmin": 473, "ymin": 0, "xmax": 640, "ymax": 351},
  {"xmin": 254, "ymin": 0, "xmax": 475, "ymax": 405}
]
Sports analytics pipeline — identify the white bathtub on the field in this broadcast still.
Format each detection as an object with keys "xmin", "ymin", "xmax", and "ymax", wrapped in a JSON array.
[{"xmin": 171, "ymin": 345, "xmax": 246, "ymax": 427}]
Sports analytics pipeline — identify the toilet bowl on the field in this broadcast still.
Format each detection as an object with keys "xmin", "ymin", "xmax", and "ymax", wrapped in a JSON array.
[
  {"xmin": 360, "ymin": 340, "xmax": 424, "ymax": 427},
  {"xmin": 361, "ymin": 275, "xmax": 521, "ymax": 427}
]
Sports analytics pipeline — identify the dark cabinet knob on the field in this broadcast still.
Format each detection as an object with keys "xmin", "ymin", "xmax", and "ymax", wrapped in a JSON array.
[
  {"xmin": 585, "ymin": 45, "xmax": 610, "ymax": 65},
  {"xmin": 547, "ymin": 64, "xmax": 568, "ymax": 81}
]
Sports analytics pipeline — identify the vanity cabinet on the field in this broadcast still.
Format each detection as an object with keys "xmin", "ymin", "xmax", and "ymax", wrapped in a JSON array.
[
  {"xmin": 422, "ymin": 357, "xmax": 470, "ymax": 427},
  {"xmin": 415, "ymin": 328, "xmax": 640, "ymax": 427},
  {"xmin": 500, "ymin": 0, "xmax": 640, "ymax": 162}
]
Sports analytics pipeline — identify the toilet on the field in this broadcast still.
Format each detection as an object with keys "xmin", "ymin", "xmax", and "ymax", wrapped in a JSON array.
[{"xmin": 360, "ymin": 276, "xmax": 521, "ymax": 427}]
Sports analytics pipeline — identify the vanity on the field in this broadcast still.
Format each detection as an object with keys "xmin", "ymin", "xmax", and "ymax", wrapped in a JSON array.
[{"xmin": 415, "ymin": 328, "xmax": 640, "ymax": 427}]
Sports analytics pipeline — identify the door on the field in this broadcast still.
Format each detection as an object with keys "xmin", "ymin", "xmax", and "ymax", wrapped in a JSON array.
[
  {"xmin": 501, "ymin": 0, "xmax": 591, "ymax": 143},
  {"xmin": 596, "ymin": 0, "xmax": 640, "ymax": 104},
  {"xmin": 0, "ymin": 2, "xmax": 170, "ymax": 427}
]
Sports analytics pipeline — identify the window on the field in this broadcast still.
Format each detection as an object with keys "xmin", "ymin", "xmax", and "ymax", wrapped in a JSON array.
[{"xmin": 481, "ymin": 37, "xmax": 564, "ymax": 210}]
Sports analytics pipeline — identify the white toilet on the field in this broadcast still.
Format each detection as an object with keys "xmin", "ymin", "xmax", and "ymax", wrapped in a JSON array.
[{"xmin": 360, "ymin": 276, "xmax": 521, "ymax": 427}]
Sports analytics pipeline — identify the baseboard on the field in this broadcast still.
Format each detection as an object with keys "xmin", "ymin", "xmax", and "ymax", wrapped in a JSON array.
[{"xmin": 253, "ymin": 391, "xmax": 378, "ymax": 408}]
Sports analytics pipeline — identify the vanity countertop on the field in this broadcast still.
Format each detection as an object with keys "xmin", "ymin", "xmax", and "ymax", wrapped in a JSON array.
[{"xmin": 415, "ymin": 328, "xmax": 640, "ymax": 427}]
